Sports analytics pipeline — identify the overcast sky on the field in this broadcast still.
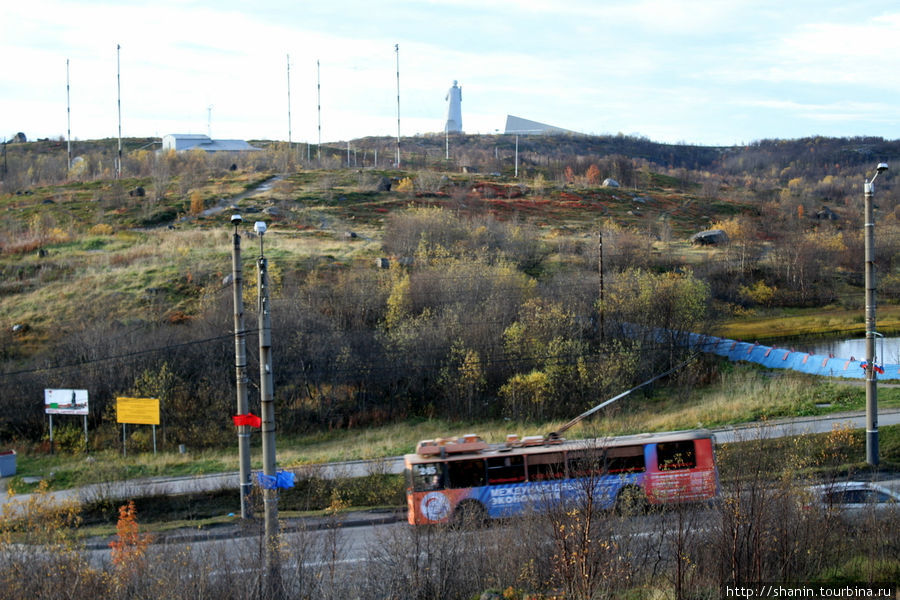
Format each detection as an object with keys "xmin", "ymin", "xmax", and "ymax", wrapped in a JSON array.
[{"xmin": 3, "ymin": 0, "xmax": 900, "ymax": 146}]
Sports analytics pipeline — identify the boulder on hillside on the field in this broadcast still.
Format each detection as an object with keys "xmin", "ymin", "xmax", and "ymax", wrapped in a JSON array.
[{"xmin": 690, "ymin": 229, "xmax": 728, "ymax": 246}]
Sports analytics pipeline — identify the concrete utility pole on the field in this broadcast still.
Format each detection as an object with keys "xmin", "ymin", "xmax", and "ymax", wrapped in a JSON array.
[
  {"xmin": 255, "ymin": 221, "xmax": 280, "ymax": 585},
  {"xmin": 864, "ymin": 162, "xmax": 888, "ymax": 466},
  {"xmin": 230, "ymin": 215, "xmax": 252, "ymax": 519},
  {"xmin": 598, "ymin": 229, "xmax": 604, "ymax": 341}
]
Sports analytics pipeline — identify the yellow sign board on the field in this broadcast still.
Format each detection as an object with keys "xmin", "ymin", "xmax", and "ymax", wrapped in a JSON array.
[{"xmin": 116, "ymin": 397, "xmax": 160, "ymax": 425}]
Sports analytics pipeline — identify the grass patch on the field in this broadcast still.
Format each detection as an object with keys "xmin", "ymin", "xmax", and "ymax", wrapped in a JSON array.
[{"xmin": 715, "ymin": 305, "xmax": 900, "ymax": 341}]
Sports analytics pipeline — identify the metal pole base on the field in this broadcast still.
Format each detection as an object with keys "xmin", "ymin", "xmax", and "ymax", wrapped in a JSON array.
[{"xmin": 866, "ymin": 429, "xmax": 879, "ymax": 466}]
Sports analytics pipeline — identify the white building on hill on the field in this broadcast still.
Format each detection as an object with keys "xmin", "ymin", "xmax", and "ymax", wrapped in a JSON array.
[{"xmin": 162, "ymin": 134, "xmax": 260, "ymax": 153}]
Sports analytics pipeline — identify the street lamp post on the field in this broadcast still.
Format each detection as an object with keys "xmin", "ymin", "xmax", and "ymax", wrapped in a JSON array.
[
  {"xmin": 255, "ymin": 221, "xmax": 280, "ymax": 586},
  {"xmin": 509, "ymin": 129, "xmax": 543, "ymax": 178},
  {"xmin": 515, "ymin": 135, "xmax": 519, "ymax": 178},
  {"xmin": 864, "ymin": 162, "xmax": 888, "ymax": 466}
]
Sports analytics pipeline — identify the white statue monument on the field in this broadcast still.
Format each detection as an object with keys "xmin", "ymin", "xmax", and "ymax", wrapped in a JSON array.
[{"xmin": 445, "ymin": 80, "xmax": 462, "ymax": 133}]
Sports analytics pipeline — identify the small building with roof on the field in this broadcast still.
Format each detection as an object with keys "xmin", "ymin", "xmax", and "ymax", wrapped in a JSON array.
[{"xmin": 162, "ymin": 134, "xmax": 260, "ymax": 153}]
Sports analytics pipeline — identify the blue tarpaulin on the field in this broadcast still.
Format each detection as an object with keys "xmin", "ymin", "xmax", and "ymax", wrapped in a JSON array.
[
  {"xmin": 256, "ymin": 470, "xmax": 296, "ymax": 489},
  {"xmin": 620, "ymin": 324, "xmax": 894, "ymax": 379},
  {"xmin": 688, "ymin": 332, "xmax": 894, "ymax": 379}
]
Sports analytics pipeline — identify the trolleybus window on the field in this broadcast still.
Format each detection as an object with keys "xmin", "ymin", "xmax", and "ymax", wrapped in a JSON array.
[
  {"xmin": 606, "ymin": 445, "xmax": 646, "ymax": 474},
  {"xmin": 487, "ymin": 455, "xmax": 526, "ymax": 485},
  {"xmin": 411, "ymin": 462, "xmax": 444, "ymax": 492},
  {"xmin": 447, "ymin": 458, "xmax": 486, "ymax": 488},
  {"xmin": 657, "ymin": 440, "xmax": 696, "ymax": 471},
  {"xmin": 526, "ymin": 452, "xmax": 565, "ymax": 481},
  {"xmin": 567, "ymin": 449, "xmax": 604, "ymax": 478}
]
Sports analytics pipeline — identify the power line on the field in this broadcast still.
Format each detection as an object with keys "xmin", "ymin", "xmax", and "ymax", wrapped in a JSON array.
[{"xmin": 0, "ymin": 332, "xmax": 244, "ymax": 379}]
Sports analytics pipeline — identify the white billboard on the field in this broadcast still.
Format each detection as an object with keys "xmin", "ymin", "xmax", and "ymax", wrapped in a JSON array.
[{"xmin": 44, "ymin": 389, "xmax": 89, "ymax": 416}]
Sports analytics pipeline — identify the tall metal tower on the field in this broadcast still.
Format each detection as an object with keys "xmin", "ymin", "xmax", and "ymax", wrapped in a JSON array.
[
  {"xmin": 286, "ymin": 54, "xmax": 292, "ymax": 147},
  {"xmin": 445, "ymin": 80, "xmax": 462, "ymax": 133},
  {"xmin": 116, "ymin": 44, "xmax": 122, "ymax": 179},
  {"xmin": 395, "ymin": 43, "xmax": 401, "ymax": 168},
  {"xmin": 316, "ymin": 59, "xmax": 322, "ymax": 160},
  {"xmin": 66, "ymin": 59, "xmax": 72, "ymax": 172}
]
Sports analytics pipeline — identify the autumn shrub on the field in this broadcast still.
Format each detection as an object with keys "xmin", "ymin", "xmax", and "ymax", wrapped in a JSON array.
[
  {"xmin": 89, "ymin": 222, "xmax": 114, "ymax": 235},
  {"xmin": 189, "ymin": 189, "xmax": 205, "ymax": 215},
  {"xmin": 109, "ymin": 500, "xmax": 154, "ymax": 579},
  {"xmin": 0, "ymin": 482, "xmax": 106, "ymax": 600}
]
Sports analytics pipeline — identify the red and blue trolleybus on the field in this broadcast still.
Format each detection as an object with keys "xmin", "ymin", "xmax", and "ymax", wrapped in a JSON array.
[{"xmin": 405, "ymin": 429, "xmax": 718, "ymax": 525}]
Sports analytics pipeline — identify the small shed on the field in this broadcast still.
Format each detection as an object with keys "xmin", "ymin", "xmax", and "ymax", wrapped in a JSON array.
[{"xmin": 690, "ymin": 229, "xmax": 729, "ymax": 246}]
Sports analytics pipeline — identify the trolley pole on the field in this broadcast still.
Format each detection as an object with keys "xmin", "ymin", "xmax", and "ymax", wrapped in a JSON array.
[
  {"xmin": 255, "ymin": 221, "xmax": 280, "ymax": 589},
  {"xmin": 864, "ymin": 163, "xmax": 887, "ymax": 466},
  {"xmin": 230, "ymin": 215, "xmax": 252, "ymax": 519}
]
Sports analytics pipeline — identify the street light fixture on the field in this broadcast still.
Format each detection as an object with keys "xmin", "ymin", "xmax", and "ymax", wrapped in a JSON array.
[
  {"xmin": 255, "ymin": 219, "xmax": 279, "ymax": 583},
  {"xmin": 864, "ymin": 162, "xmax": 887, "ymax": 466}
]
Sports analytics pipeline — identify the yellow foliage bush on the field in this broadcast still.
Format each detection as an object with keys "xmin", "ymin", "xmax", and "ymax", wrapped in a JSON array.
[
  {"xmin": 738, "ymin": 280, "xmax": 776, "ymax": 307},
  {"xmin": 189, "ymin": 190, "xmax": 205, "ymax": 215},
  {"xmin": 395, "ymin": 177, "xmax": 414, "ymax": 193},
  {"xmin": 89, "ymin": 223, "xmax": 114, "ymax": 235}
]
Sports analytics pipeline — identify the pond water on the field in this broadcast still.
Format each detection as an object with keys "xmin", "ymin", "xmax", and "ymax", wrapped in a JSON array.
[{"xmin": 793, "ymin": 336, "xmax": 900, "ymax": 363}]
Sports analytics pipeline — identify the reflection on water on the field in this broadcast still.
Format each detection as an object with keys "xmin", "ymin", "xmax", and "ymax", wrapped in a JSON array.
[{"xmin": 798, "ymin": 337, "xmax": 900, "ymax": 363}]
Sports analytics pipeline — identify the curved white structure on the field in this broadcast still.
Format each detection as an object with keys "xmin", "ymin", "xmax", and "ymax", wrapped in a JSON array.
[{"xmin": 445, "ymin": 80, "xmax": 462, "ymax": 133}]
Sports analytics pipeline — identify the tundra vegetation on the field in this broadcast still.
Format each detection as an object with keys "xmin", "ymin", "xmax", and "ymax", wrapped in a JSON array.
[
  {"xmin": 4, "ymin": 135, "xmax": 900, "ymax": 454},
  {"xmin": 2, "ymin": 133, "xmax": 900, "ymax": 596}
]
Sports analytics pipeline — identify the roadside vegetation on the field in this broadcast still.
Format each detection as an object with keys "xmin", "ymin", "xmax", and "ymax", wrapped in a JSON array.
[
  {"xmin": 6, "ymin": 364, "xmax": 900, "ymax": 494},
  {"xmin": 1, "ymin": 425, "xmax": 897, "ymax": 600}
]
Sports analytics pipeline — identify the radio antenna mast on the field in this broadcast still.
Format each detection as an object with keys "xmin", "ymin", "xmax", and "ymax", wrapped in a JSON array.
[
  {"xmin": 116, "ymin": 44, "xmax": 123, "ymax": 178},
  {"xmin": 395, "ymin": 43, "xmax": 400, "ymax": 168},
  {"xmin": 286, "ymin": 54, "xmax": 292, "ymax": 147},
  {"xmin": 66, "ymin": 59, "xmax": 72, "ymax": 172},
  {"xmin": 316, "ymin": 59, "xmax": 322, "ymax": 160}
]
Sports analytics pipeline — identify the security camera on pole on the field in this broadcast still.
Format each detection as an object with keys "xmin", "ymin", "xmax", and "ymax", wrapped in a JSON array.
[{"xmin": 864, "ymin": 162, "xmax": 888, "ymax": 466}]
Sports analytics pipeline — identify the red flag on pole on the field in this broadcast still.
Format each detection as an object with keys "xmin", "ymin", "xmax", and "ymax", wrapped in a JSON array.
[{"xmin": 232, "ymin": 413, "xmax": 262, "ymax": 428}]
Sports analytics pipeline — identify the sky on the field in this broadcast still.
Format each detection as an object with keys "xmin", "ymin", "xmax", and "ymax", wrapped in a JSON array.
[{"xmin": 3, "ymin": 0, "xmax": 900, "ymax": 147}]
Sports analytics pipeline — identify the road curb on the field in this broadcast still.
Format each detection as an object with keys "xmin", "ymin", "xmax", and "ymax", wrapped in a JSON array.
[{"xmin": 82, "ymin": 508, "xmax": 407, "ymax": 551}]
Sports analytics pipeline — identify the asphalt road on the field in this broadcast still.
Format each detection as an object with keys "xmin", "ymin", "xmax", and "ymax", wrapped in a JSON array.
[
  {"xmin": 81, "ymin": 477, "xmax": 900, "ymax": 573},
  {"xmin": 3, "ymin": 409, "xmax": 899, "ymax": 519}
]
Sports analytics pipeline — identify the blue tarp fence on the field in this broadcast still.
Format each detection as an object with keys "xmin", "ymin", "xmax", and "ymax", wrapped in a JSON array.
[
  {"xmin": 690, "ymin": 332, "xmax": 896, "ymax": 379},
  {"xmin": 624, "ymin": 325, "xmax": 896, "ymax": 379}
]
